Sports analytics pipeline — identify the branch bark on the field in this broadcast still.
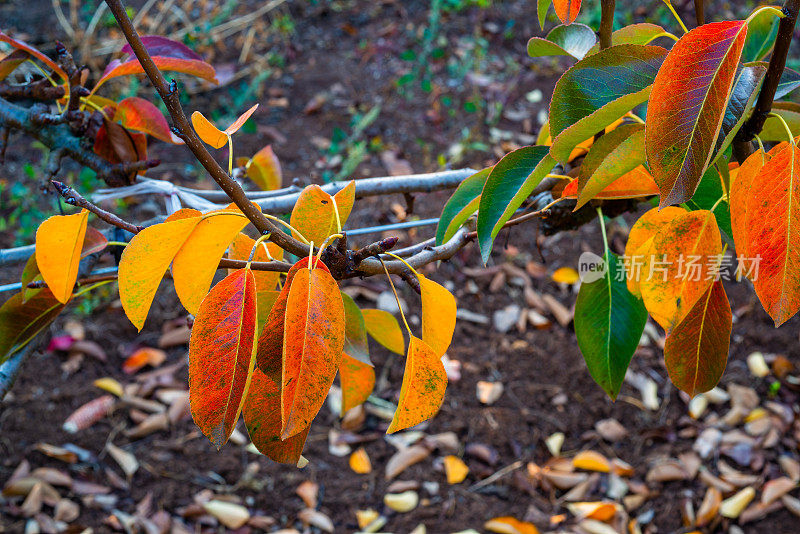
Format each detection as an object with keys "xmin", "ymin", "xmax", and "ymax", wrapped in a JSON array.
[
  {"xmin": 694, "ymin": 0, "xmax": 705, "ymax": 26},
  {"xmin": 733, "ymin": 0, "xmax": 800, "ymax": 162},
  {"xmin": 103, "ymin": 0, "xmax": 310, "ymax": 258},
  {"xmin": 51, "ymin": 180, "xmax": 144, "ymax": 234},
  {"xmin": 599, "ymin": 0, "xmax": 616, "ymax": 50}
]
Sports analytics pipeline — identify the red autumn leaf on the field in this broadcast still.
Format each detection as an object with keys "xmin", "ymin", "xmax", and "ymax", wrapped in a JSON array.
[
  {"xmin": 114, "ymin": 97, "xmax": 181, "ymax": 144},
  {"xmin": 122, "ymin": 347, "xmax": 167, "ymax": 374},
  {"xmin": 243, "ymin": 368, "xmax": 310, "ymax": 465},
  {"xmin": 664, "ymin": 280, "xmax": 731, "ymax": 396},
  {"xmin": 0, "ymin": 288, "xmax": 66, "ymax": 363},
  {"xmin": 745, "ymin": 140, "xmax": 800, "ymax": 325},
  {"xmin": 553, "ymin": 0, "xmax": 582, "ymax": 25},
  {"xmin": 646, "ymin": 21, "xmax": 748, "ymax": 206},
  {"xmin": 188, "ymin": 268, "xmax": 257, "ymax": 449},
  {"xmin": 256, "ymin": 257, "xmax": 328, "ymax": 382},
  {"xmin": 93, "ymin": 120, "xmax": 148, "ymax": 181},
  {"xmin": 0, "ymin": 49, "xmax": 29, "ymax": 81},
  {"xmin": 0, "ymin": 32, "xmax": 68, "ymax": 82},
  {"xmin": 95, "ymin": 35, "xmax": 218, "ymax": 91},
  {"xmin": 730, "ymin": 149, "xmax": 768, "ymax": 261},
  {"xmin": 281, "ymin": 263, "xmax": 345, "ymax": 439}
]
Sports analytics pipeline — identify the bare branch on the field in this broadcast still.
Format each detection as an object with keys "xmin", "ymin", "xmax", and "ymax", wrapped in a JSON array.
[
  {"xmin": 599, "ymin": 0, "xmax": 616, "ymax": 50},
  {"xmin": 51, "ymin": 180, "xmax": 144, "ymax": 234}
]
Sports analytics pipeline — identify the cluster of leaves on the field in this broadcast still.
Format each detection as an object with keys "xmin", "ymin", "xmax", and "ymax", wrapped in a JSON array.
[{"xmin": 436, "ymin": 1, "xmax": 800, "ymax": 400}]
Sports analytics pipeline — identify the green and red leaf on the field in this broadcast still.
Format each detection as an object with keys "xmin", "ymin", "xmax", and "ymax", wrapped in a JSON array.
[
  {"xmin": 646, "ymin": 21, "xmax": 748, "ymax": 206},
  {"xmin": 664, "ymin": 280, "xmax": 731, "ymax": 396}
]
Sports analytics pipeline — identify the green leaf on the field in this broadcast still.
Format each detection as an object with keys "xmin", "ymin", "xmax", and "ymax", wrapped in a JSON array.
[
  {"xmin": 341, "ymin": 291, "xmax": 371, "ymax": 366},
  {"xmin": 549, "ymin": 44, "xmax": 667, "ymax": 163},
  {"xmin": 537, "ymin": 0, "xmax": 551, "ymax": 30},
  {"xmin": 685, "ymin": 165, "xmax": 733, "ymax": 241},
  {"xmin": 585, "ymin": 23, "xmax": 667, "ymax": 56},
  {"xmin": 574, "ymin": 252, "xmax": 647, "ymax": 400},
  {"xmin": 775, "ymin": 68, "xmax": 800, "ymax": 100},
  {"xmin": 760, "ymin": 102, "xmax": 800, "ymax": 142},
  {"xmin": 527, "ymin": 23, "xmax": 596, "ymax": 60},
  {"xmin": 742, "ymin": 7, "xmax": 780, "ymax": 62},
  {"xmin": 664, "ymin": 280, "xmax": 731, "ymax": 396},
  {"xmin": 576, "ymin": 124, "xmax": 646, "ymax": 209},
  {"xmin": 477, "ymin": 146, "xmax": 555, "ymax": 263},
  {"xmin": 435, "ymin": 167, "xmax": 491, "ymax": 246},
  {"xmin": 713, "ymin": 64, "xmax": 767, "ymax": 161}
]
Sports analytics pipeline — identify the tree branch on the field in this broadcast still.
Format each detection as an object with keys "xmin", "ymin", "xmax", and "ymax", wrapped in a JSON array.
[
  {"xmin": 599, "ymin": 0, "xmax": 616, "ymax": 50},
  {"xmin": 51, "ymin": 180, "xmax": 144, "ymax": 234},
  {"xmin": 103, "ymin": 0, "xmax": 310, "ymax": 258},
  {"xmin": 694, "ymin": 0, "xmax": 705, "ymax": 26},
  {"xmin": 734, "ymin": 0, "xmax": 800, "ymax": 158}
]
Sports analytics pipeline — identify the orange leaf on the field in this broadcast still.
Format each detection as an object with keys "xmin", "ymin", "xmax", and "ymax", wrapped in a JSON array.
[
  {"xmin": 573, "ymin": 450, "xmax": 611, "ymax": 472},
  {"xmin": 361, "ymin": 309, "xmax": 405, "ymax": 355},
  {"xmin": 745, "ymin": 140, "xmax": 800, "ymax": 325},
  {"xmin": 172, "ymin": 212, "xmax": 249, "ymax": 315},
  {"xmin": 191, "ymin": 104, "xmax": 258, "ymax": 148},
  {"xmin": 340, "ymin": 353, "xmax": 375, "ymax": 415},
  {"xmin": 349, "ymin": 447, "xmax": 372, "ymax": 474},
  {"xmin": 123, "ymin": 347, "xmax": 167, "ymax": 374},
  {"xmin": 624, "ymin": 206, "xmax": 686, "ymax": 298},
  {"xmin": 484, "ymin": 516, "xmax": 540, "ymax": 534},
  {"xmin": 639, "ymin": 210, "xmax": 721, "ymax": 330},
  {"xmin": 95, "ymin": 55, "xmax": 218, "ymax": 91},
  {"xmin": 553, "ymin": 0, "xmax": 582, "ymax": 25},
  {"xmin": 281, "ymin": 264, "xmax": 345, "ymax": 439},
  {"xmin": 243, "ymin": 367, "xmax": 309, "ymax": 464},
  {"xmin": 664, "ymin": 280, "xmax": 731, "ymax": 396},
  {"xmin": 228, "ymin": 233, "xmax": 284, "ymax": 292},
  {"xmin": 289, "ymin": 181, "xmax": 355, "ymax": 246},
  {"xmin": 35, "ymin": 210, "xmax": 89, "ymax": 304},
  {"xmin": 730, "ymin": 150, "xmax": 768, "ymax": 261},
  {"xmin": 418, "ymin": 274, "xmax": 456, "ymax": 358},
  {"xmin": 387, "ymin": 336, "xmax": 447, "ymax": 434},
  {"xmin": 119, "ymin": 214, "xmax": 202, "ymax": 330},
  {"xmin": 247, "ymin": 145, "xmax": 282, "ymax": 191},
  {"xmin": 561, "ymin": 166, "xmax": 659, "ymax": 200},
  {"xmin": 551, "ymin": 267, "xmax": 580, "ymax": 285},
  {"xmin": 255, "ymin": 257, "xmax": 323, "ymax": 382},
  {"xmin": 444, "ymin": 455, "xmax": 469, "ymax": 484},
  {"xmin": 114, "ymin": 97, "xmax": 181, "ymax": 144},
  {"xmin": 189, "ymin": 268, "xmax": 257, "ymax": 449}
]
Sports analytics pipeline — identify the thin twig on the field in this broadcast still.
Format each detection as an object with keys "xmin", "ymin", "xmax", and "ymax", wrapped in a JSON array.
[
  {"xmin": 694, "ymin": 0, "xmax": 705, "ymax": 26},
  {"xmin": 51, "ymin": 180, "xmax": 144, "ymax": 234},
  {"xmin": 103, "ymin": 0, "xmax": 308, "ymax": 258},
  {"xmin": 599, "ymin": 0, "xmax": 616, "ymax": 50}
]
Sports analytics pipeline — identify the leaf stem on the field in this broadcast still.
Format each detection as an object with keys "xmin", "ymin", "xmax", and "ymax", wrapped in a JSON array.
[
  {"xmin": 710, "ymin": 196, "xmax": 725, "ymax": 213},
  {"xmin": 755, "ymin": 134, "xmax": 766, "ymax": 157},
  {"xmin": 596, "ymin": 206, "xmax": 609, "ymax": 254},
  {"xmin": 746, "ymin": 5, "xmax": 786, "ymax": 25},
  {"xmin": 662, "ymin": 0, "xmax": 689, "ymax": 34},
  {"xmin": 379, "ymin": 257, "xmax": 412, "ymax": 337},
  {"xmin": 226, "ymin": 133, "xmax": 234, "ymax": 176},
  {"xmin": 248, "ymin": 233, "xmax": 271, "ymax": 263},
  {"xmin": 767, "ymin": 111, "xmax": 797, "ymax": 145}
]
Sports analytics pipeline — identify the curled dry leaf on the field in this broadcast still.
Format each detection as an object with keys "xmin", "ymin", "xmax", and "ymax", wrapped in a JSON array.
[
  {"xmin": 695, "ymin": 487, "xmax": 721, "ymax": 527},
  {"xmin": 645, "ymin": 460, "xmax": 689, "ymax": 482},
  {"xmin": 761, "ymin": 477, "xmax": 796, "ymax": 505},
  {"xmin": 62, "ymin": 395, "xmax": 115, "ymax": 434},
  {"xmin": 30, "ymin": 468, "xmax": 71, "ymax": 488},
  {"xmin": 295, "ymin": 480, "xmax": 318, "ymax": 509},
  {"xmin": 123, "ymin": 347, "xmax": 167, "ymax": 374},
  {"xmin": 594, "ymin": 419, "xmax": 627, "ymax": 442},
  {"xmin": 720, "ymin": 487, "xmax": 756, "ymax": 518},
  {"xmin": 443, "ymin": 455, "xmax": 470, "ymax": 484},
  {"xmin": 298, "ymin": 508, "xmax": 334, "ymax": 532},
  {"xmin": 356, "ymin": 509, "xmax": 380, "ymax": 529},
  {"xmin": 384, "ymin": 490, "xmax": 419, "ymax": 513},
  {"xmin": 93, "ymin": 377, "xmax": 124, "ymax": 397},
  {"xmin": 545, "ymin": 432, "xmax": 565, "ymax": 457},
  {"xmin": 54, "ymin": 498, "xmax": 80, "ymax": 522},
  {"xmin": 476, "ymin": 381, "xmax": 504, "ymax": 405},
  {"xmin": 105, "ymin": 443, "xmax": 138, "ymax": 478},
  {"xmin": 203, "ymin": 500, "xmax": 250, "ymax": 529},
  {"xmin": 573, "ymin": 451, "xmax": 611, "ymax": 473},
  {"xmin": 484, "ymin": 516, "xmax": 540, "ymax": 534},
  {"xmin": 386, "ymin": 444, "xmax": 431, "ymax": 480},
  {"xmin": 566, "ymin": 501, "xmax": 618, "ymax": 521}
]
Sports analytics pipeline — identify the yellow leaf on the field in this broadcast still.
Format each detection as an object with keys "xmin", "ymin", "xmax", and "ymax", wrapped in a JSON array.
[
  {"xmin": 289, "ymin": 181, "xmax": 355, "ymax": 246},
  {"xmin": 172, "ymin": 212, "xmax": 249, "ymax": 315},
  {"xmin": 228, "ymin": 233, "xmax": 284, "ymax": 291},
  {"xmin": 551, "ymin": 266, "xmax": 579, "ymax": 285},
  {"xmin": 443, "ymin": 455, "xmax": 469, "ymax": 484},
  {"xmin": 119, "ymin": 215, "xmax": 202, "ymax": 330},
  {"xmin": 361, "ymin": 308, "xmax": 405, "ymax": 354},
  {"xmin": 246, "ymin": 145, "xmax": 282, "ymax": 191},
  {"xmin": 35, "ymin": 210, "xmax": 89, "ymax": 303},
  {"xmin": 349, "ymin": 447, "xmax": 372, "ymax": 474},
  {"xmin": 191, "ymin": 104, "xmax": 258, "ymax": 149},
  {"xmin": 387, "ymin": 336, "xmax": 447, "ymax": 434},
  {"xmin": 93, "ymin": 377, "xmax": 123, "ymax": 397},
  {"xmin": 624, "ymin": 207, "xmax": 685, "ymax": 298},
  {"xmin": 572, "ymin": 451, "xmax": 611, "ymax": 473},
  {"xmin": 418, "ymin": 274, "xmax": 456, "ymax": 357},
  {"xmin": 484, "ymin": 516, "xmax": 539, "ymax": 534}
]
